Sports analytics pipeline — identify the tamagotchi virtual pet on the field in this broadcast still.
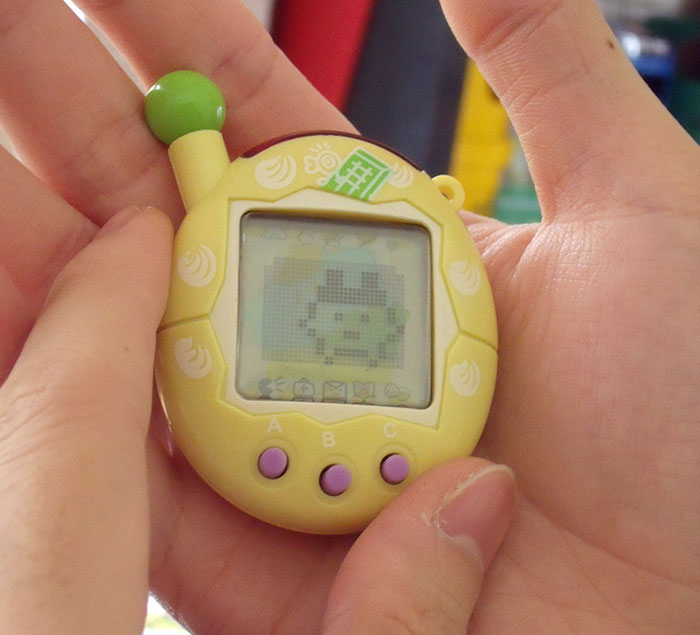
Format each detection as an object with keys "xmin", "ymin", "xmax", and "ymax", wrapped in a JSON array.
[{"xmin": 146, "ymin": 71, "xmax": 497, "ymax": 534}]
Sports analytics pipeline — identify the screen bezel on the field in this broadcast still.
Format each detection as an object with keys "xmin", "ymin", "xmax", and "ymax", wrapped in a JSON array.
[{"xmin": 209, "ymin": 188, "xmax": 459, "ymax": 427}]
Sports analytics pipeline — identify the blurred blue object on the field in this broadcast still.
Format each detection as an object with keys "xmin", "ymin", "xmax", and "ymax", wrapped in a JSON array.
[{"xmin": 616, "ymin": 28, "xmax": 677, "ymax": 104}]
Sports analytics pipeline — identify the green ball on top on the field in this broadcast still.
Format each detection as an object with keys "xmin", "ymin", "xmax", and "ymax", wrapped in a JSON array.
[{"xmin": 145, "ymin": 70, "xmax": 226, "ymax": 145}]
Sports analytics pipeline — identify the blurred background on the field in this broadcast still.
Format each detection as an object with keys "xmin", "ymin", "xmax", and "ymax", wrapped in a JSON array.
[
  {"xmin": 1, "ymin": 0, "xmax": 698, "ymax": 228},
  {"xmin": 268, "ymin": 0, "xmax": 699, "ymax": 224}
]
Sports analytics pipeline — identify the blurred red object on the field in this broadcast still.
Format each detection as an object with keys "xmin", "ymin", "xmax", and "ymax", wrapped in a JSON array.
[{"xmin": 273, "ymin": 0, "xmax": 376, "ymax": 110}]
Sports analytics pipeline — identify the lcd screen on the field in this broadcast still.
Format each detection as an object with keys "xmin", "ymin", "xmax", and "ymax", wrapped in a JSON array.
[{"xmin": 236, "ymin": 213, "xmax": 431, "ymax": 408}]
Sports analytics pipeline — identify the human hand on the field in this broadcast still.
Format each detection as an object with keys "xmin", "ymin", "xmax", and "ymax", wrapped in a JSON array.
[
  {"xmin": 0, "ymin": 206, "xmax": 172, "ymax": 633},
  {"xmin": 1, "ymin": 0, "xmax": 697, "ymax": 631},
  {"xmin": 0, "ymin": 1, "xmax": 516, "ymax": 633},
  {"xmin": 438, "ymin": 0, "xmax": 700, "ymax": 632},
  {"xmin": 0, "ymin": 197, "xmax": 514, "ymax": 634}
]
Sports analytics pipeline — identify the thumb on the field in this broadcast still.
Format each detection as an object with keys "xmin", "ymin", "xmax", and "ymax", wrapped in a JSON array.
[
  {"xmin": 5, "ymin": 205, "xmax": 172, "ymax": 444},
  {"xmin": 323, "ymin": 458, "xmax": 516, "ymax": 634},
  {"xmin": 0, "ymin": 205, "xmax": 172, "ymax": 634}
]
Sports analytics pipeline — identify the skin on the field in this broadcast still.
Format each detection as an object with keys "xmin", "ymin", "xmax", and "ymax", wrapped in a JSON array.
[{"xmin": 0, "ymin": 0, "xmax": 698, "ymax": 633}]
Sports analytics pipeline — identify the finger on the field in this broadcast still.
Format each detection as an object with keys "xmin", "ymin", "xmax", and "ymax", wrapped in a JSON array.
[
  {"xmin": 0, "ymin": 0, "xmax": 181, "ymax": 223},
  {"xmin": 322, "ymin": 459, "xmax": 516, "ymax": 633},
  {"xmin": 0, "ymin": 145, "xmax": 96, "ymax": 380},
  {"xmin": 76, "ymin": 0, "xmax": 354, "ymax": 155},
  {"xmin": 7, "ymin": 206, "xmax": 172, "ymax": 440},
  {"xmin": 0, "ymin": 0, "xmax": 352, "ymax": 227},
  {"xmin": 0, "ymin": 206, "xmax": 172, "ymax": 633},
  {"xmin": 440, "ymin": 0, "xmax": 700, "ymax": 218}
]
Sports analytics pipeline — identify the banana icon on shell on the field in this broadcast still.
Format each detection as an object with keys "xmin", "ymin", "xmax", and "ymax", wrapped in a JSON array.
[
  {"xmin": 254, "ymin": 154, "xmax": 298, "ymax": 190},
  {"xmin": 174, "ymin": 337, "xmax": 212, "ymax": 379},
  {"xmin": 449, "ymin": 260, "xmax": 481, "ymax": 296},
  {"xmin": 177, "ymin": 245, "xmax": 217, "ymax": 288},
  {"xmin": 449, "ymin": 360, "xmax": 481, "ymax": 398}
]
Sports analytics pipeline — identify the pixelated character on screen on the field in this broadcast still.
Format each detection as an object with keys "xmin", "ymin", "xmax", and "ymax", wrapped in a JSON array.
[{"xmin": 262, "ymin": 258, "xmax": 408, "ymax": 370}]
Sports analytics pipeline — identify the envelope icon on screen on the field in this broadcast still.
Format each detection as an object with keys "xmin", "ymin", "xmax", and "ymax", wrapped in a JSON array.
[{"xmin": 323, "ymin": 381, "xmax": 348, "ymax": 403}]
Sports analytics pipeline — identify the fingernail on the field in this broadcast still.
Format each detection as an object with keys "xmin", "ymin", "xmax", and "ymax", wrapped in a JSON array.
[
  {"xmin": 434, "ymin": 465, "xmax": 516, "ymax": 569},
  {"xmin": 97, "ymin": 206, "xmax": 145, "ymax": 237}
]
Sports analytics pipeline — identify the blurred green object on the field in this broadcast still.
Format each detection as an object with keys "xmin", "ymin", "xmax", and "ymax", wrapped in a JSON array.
[
  {"xmin": 646, "ymin": 17, "xmax": 700, "ymax": 46},
  {"xmin": 492, "ymin": 136, "xmax": 541, "ymax": 224},
  {"xmin": 670, "ymin": 76, "xmax": 700, "ymax": 142},
  {"xmin": 646, "ymin": 16, "xmax": 700, "ymax": 142},
  {"xmin": 494, "ymin": 185, "xmax": 541, "ymax": 224}
]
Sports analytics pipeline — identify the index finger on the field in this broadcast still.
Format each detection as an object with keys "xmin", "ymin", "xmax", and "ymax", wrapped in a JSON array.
[
  {"xmin": 77, "ymin": 0, "xmax": 354, "ymax": 157},
  {"xmin": 0, "ymin": 0, "xmax": 352, "ymax": 227},
  {"xmin": 0, "ymin": 146, "xmax": 96, "ymax": 380}
]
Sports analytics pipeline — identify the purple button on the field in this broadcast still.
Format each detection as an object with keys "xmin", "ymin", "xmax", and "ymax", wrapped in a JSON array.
[
  {"xmin": 380, "ymin": 454, "xmax": 410, "ymax": 484},
  {"xmin": 258, "ymin": 447, "xmax": 288, "ymax": 479},
  {"xmin": 319, "ymin": 464, "xmax": 352, "ymax": 496}
]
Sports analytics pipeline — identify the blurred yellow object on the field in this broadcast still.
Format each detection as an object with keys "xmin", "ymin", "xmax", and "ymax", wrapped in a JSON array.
[{"xmin": 449, "ymin": 61, "xmax": 513, "ymax": 216}]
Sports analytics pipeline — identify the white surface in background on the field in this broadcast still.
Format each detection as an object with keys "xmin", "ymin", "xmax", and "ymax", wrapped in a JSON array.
[
  {"xmin": 64, "ymin": 0, "xmax": 276, "ymax": 29},
  {"xmin": 242, "ymin": 0, "xmax": 277, "ymax": 29},
  {"xmin": 597, "ymin": 0, "xmax": 684, "ymax": 20},
  {"xmin": 0, "ymin": 129, "xmax": 10, "ymax": 153},
  {"xmin": 144, "ymin": 597, "xmax": 189, "ymax": 634},
  {"xmin": 63, "ymin": 0, "xmax": 84, "ymax": 18}
]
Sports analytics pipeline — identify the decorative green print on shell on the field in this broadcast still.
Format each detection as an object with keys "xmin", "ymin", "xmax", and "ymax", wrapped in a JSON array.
[
  {"xmin": 253, "ymin": 141, "xmax": 414, "ymax": 199},
  {"xmin": 320, "ymin": 148, "xmax": 393, "ymax": 201}
]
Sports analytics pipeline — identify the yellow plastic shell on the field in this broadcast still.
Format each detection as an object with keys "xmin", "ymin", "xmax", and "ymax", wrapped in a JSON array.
[{"xmin": 156, "ymin": 132, "xmax": 497, "ymax": 534}]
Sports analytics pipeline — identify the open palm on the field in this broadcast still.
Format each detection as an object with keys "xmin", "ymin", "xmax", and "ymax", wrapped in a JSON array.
[
  {"xmin": 441, "ymin": 2, "xmax": 700, "ymax": 630},
  {"xmin": 0, "ymin": 0, "xmax": 698, "ymax": 633},
  {"xmin": 463, "ymin": 207, "xmax": 700, "ymax": 632}
]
